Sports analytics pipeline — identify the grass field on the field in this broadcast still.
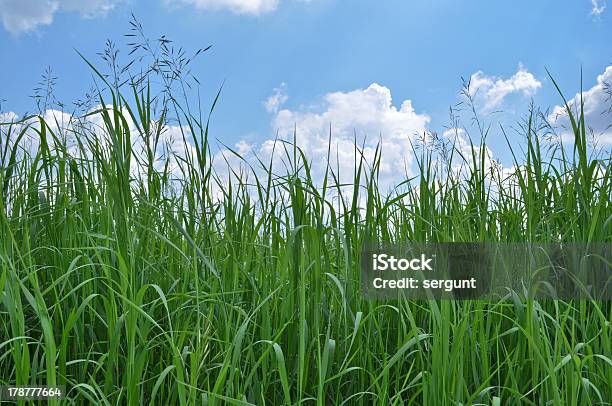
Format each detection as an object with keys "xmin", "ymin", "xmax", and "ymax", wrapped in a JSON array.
[{"xmin": 1, "ymin": 45, "xmax": 611, "ymax": 404}]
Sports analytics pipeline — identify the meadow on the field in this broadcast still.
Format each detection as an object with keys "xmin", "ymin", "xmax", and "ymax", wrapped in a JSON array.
[{"xmin": 0, "ymin": 32, "xmax": 611, "ymax": 405}]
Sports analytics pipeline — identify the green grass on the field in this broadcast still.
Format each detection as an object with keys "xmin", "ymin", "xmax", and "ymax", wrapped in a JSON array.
[{"xmin": 0, "ymin": 53, "xmax": 611, "ymax": 405}]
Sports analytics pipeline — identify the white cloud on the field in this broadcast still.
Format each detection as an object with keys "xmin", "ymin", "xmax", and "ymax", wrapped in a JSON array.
[
  {"xmin": 234, "ymin": 139, "xmax": 254, "ymax": 155},
  {"xmin": 548, "ymin": 65, "xmax": 612, "ymax": 146},
  {"xmin": 171, "ymin": 0, "xmax": 279, "ymax": 15},
  {"xmin": 0, "ymin": 108, "xmax": 196, "ymax": 184},
  {"xmin": 264, "ymin": 82, "xmax": 288, "ymax": 113},
  {"xmin": 591, "ymin": 0, "xmax": 606, "ymax": 16},
  {"xmin": 0, "ymin": 0, "xmax": 115, "ymax": 34},
  {"xmin": 0, "ymin": 111, "xmax": 19, "ymax": 122},
  {"xmin": 61, "ymin": 0, "xmax": 114, "ymax": 18},
  {"xmin": 469, "ymin": 65, "xmax": 542, "ymax": 111},
  {"xmin": 239, "ymin": 83, "xmax": 431, "ymax": 192},
  {"xmin": 0, "ymin": 0, "xmax": 58, "ymax": 33}
]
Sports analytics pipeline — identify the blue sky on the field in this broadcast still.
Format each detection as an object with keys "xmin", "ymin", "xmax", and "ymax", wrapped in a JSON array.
[{"xmin": 1, "ymin": 0, "xmax": 611, "ymax": 183}]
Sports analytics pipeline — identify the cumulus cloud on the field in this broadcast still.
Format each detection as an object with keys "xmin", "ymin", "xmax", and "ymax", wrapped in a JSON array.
[
  {"xmin": 171, "ymin": 0, "xmax": 279, "ymax": 15},
  {"xmin": 0, "ymin": 0, "xmax": 115, "ymax": 34},
  {"xmin": 1, "ymin": 80, "xmax": 513, "ymax": 206},
  {"xmin": 228, "ymin": 83, "xmax": 431, "ymax": 192},
  {"xmin": 548, "ymin": 65, "xmax": 612, "ymax": 146},
  {"xmin": 469, "ymin": 65, "xmax": 542, "ymax": 111},
  {"xmin": 0, "ymin": 107, "xmax": 197, "ymax": 187}
]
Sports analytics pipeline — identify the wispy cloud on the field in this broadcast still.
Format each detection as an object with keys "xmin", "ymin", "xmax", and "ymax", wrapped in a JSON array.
[
  {"xmin": 0, "ymin": 0, "xmax": 115, "ymax": 34},
  {"xmin": 590, "ymin": 0, "xmax": 606, "ymax": 16},
  {"xmin": 264, "ymin": 82, "xmax": 288, "ymax": 113},
  {"xmin": 169, "ymin": 0, "xmax": 280, "ymax": 15}
]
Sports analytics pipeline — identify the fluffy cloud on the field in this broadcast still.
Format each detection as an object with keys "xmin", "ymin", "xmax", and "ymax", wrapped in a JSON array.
[
  {"xmin": 171, "ymin": 0, "xmax": 279, "ymax": 15},
  {"xmin": 0, "ymin": 108, "xmax": 196, "ymax": 185},
  {"xmin": 0, "ymin": 0, "xmax": 58, "ymax": 33},
  {"xmin": 0, "ymin": 112, "xmax": 19, "ymax": 122},
  {"xmin": 469, "ymin": 66, "xmax": 542, "ymax": 111},
  {"xmin": 232, "ymin": 83, "xmax": 431, "ymax": 192},
  {"xmin": 0, "ymin": 0, "xmax": 115, "ymax": 34},
  {"xmin": 548, "ymin": 65, "xmax": 612, "ymax": 146}
]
